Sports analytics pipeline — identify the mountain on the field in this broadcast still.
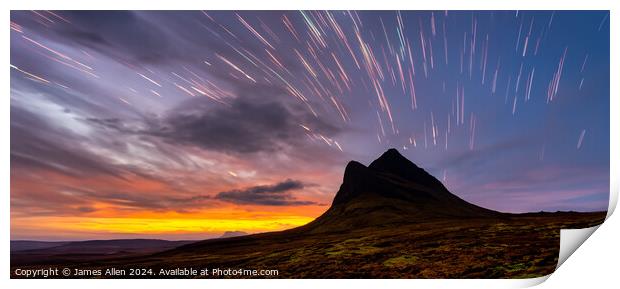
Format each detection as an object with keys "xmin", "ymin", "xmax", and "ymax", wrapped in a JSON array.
[
  {"xmin": 11, "ymin": 240, "xmax": 69, "ymax": 252},
  {"xmin": 26, "ymin": 239, "xmax": 195, "ymax": 254},
  {"xmin": 300, "ymin": 148, "xmax": 502, "ymax": 233},
  {"xmin": 10, "ymin": 239, "xmax": 195, "ymax": 266},
  {"xmin": 219, "ymin": 231, "xmax": 248, "ymax": 238}
]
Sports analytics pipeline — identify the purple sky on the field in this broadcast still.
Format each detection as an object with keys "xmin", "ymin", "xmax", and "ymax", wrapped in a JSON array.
[{"xmin": 10, "ymin": 11, "xmax": 610, "ymax": 240}]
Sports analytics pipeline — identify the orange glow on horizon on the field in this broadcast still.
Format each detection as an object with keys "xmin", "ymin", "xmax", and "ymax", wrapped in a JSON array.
[
  {"xmin": 11, "ymin": 205, "xmax": 327, "ymax": 240},
  {"xmin": 15, "ymin": 215, "xmax": 314, "ymax": 234}
]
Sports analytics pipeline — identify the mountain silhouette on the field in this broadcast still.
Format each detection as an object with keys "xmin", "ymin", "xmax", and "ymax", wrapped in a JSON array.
[
  {"xmin": 219, "ymin": 231, "xmax": 248, "ymax": 238},
  {"xmin": 301, "ymin": 148, "xmax": 502, "ymax": 233}
]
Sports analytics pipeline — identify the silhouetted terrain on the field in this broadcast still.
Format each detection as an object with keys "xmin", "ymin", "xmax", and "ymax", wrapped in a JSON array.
[
  {"xmin": 220, "ymin": 231, "xmax": 248, "ymax": 238},
  {"xmin": 300, "ymin": 149, "xmax": 502, "ymax": 233},
  {"xmin": 11, "ymin": 149, "xmax": 606, "ymax": 278},
  {"xmin": 11, "ymin": 241, "xmax": 70, "ymax": 252},
  {"xmin": 11, "ymin": 239, "xmax": 194, "ymax": 267}
]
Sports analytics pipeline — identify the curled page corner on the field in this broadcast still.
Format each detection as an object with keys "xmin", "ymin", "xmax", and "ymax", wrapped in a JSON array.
[
  {"xmin": 554, "ymin": 181, "xmax": 616, "ymax": 275},
  {"xmin": 556, "ymin": 225, "xmax": 601, "ymax": 270},
  {"xmin": 607, "ymin": 183, "xmax": 618, "ymax": 218},
  {"xmin": 516, "ymin": 275, "xmax": 552, "ymax": 288}
]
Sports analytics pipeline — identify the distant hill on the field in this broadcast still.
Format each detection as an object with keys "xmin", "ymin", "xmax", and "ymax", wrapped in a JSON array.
[
  {"xmin": 12, "ymin": 239, "xmax": 195, "ymax": 254},
  {"xmin": 11, "ymin": 241, "xmax": 69, "ymax": 252},
  {"xmin": 10, "ymin": 239, "xmax": 195, "ymax": 266},
  {"xmin": 220, "ymin": 231, "xmax": 248, "ymax": 238}
]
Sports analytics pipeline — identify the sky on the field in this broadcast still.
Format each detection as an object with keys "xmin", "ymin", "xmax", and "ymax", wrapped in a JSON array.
[{"xmin": 10, "ymin": 11, "xmax": 610, "ymax": 241}]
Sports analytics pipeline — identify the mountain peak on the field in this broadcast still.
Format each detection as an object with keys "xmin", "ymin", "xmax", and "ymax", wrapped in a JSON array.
[
  {"xmin": 335, "ymin": 148, "xmax": 450, "ymax": 206},
  {"xmin": 342, "ymin": 160, "xmax": 370, "ymax": 185},
  {"xmin": 304, "ymin": 149, "xmax": 500, "ymax": 233},
  {"xmin": 381, "ymin": 148, "xmax": 403, "ymax": 158},
  {"xmin": 368, "ymin": 148, "xmax": 437, "ymax": 187},
  {"xmin": 369, "ymin": 148, "xmax": 416, "ymax": 169},
  {"xmin": 344, "ymin": 160, "xmax": 367, "ymax": 174},
  {"xmin": 334, "ymin": 161, "xmax": 371, "ymax": 206}
]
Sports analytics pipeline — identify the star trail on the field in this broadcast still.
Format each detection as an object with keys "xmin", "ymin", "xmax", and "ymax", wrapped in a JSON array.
[{"xmin": 10, "ymin": 11, "xmax": 609, "ymax": 240}]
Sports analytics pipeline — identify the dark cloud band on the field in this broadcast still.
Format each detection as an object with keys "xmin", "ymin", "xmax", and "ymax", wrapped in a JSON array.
[{"xmin": 215, "ymin": 179, "xmax": 317, "ymax": 206}]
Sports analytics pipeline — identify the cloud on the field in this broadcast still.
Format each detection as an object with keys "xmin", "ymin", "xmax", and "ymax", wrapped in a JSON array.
[
  {"xmin": 76, "ymin": 206, "xmax": 97, "ymax": 213},
  {"xmin": 12, "ymin": 11, "xmax": 187, "ymax": 66},
  {"xmin": 12, "ymin": 11, "xmax": 300, "ymax": 72},
  {"xmin": 91, "ymin": 94, "xmax": 343, "ymax": 156},
  {"xmin": 10, "ymin": 106, "xmax": 126, "ymax": 180},
  {"xmin": 214, "ymin": 179, "xmax": 317, "ymax": 206}
]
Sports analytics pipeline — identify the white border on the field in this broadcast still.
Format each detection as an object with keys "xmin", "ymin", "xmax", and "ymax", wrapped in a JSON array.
[{"xmin": 2, "ymin": 1, "xmax": 618, "ymax": 288}]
